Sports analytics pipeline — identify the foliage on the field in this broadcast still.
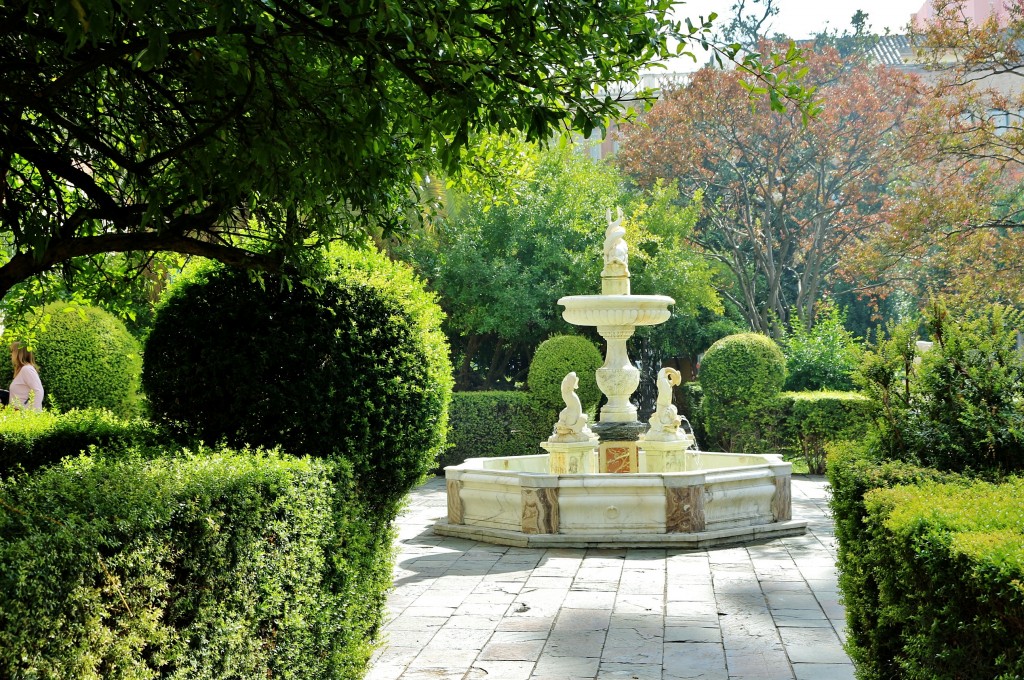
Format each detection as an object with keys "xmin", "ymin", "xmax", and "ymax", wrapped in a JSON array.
[
  {"xmin": 0, "ymin": 0, "xmax": 814, "ymax": 301},
  {"xmin": 617, "ymin": 44, "xmax": 921, "ymax": 336},
  {"xmin": 395, "ymin": 145, "xmax": 721, "ymax": 389},
  {"xmin": 857, "ymin": 300, "xmax": 1024, "ymax": 474},
  {"xmin": 1, "ymin": 302, "xmax": 143, "ymax": 417},
  {"xmin": 777, "ymin": 391, "xmax": 871, "ymax": 474},
  {"xmin": 0, "ymin": 408, "xmax": 161, "ymax": 475},
  {"xmin": 0, "ymin": 447, "xmax": 393, "ymax": 678},
  {"xmin": 780, "ymin": 302, "xmax": 863, "ymax": 391},
  {"xmin": 143, "ymin": 251, "xmax": 451, "ymax": 508},
  {"xmin": 438, "ymin": 392, "xmax": 550, "ymax": 469},
  {"xmin": 845, "ymin": 1, "xmax": 1024, "ymax": 308},
  {"xmin": 826, "ymin": 440, "xmax": 967, "ymax": 679},
  {"xmin": 857, "ymin": 476, "xmax": 1024, "ymax": 678},
  {"xmin": 527, "ymin": 335, "xmax": 604, "ymax": 421},
  {"xmin": 698, "ymin": 332, "xmax": 786, "ymax": 451}
]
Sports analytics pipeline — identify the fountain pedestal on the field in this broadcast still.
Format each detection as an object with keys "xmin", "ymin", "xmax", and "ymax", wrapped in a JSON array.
[{"xmin": 540, "ymin": 439, "xmax": 598, "ymax": 474}]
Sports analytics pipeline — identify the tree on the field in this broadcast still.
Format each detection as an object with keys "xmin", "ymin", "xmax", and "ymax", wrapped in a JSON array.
[
  {"xmin": 395, "ymin": 144, "xmax": 722, "ymax": 390},
  {"xmin": 839, "ymin": 0, "xmax": 1024, "ymax": 308},
  {"xmin": 0, "ymin": 0, "xmax": 815, "ymax": 306},
  {"xmin": 616, "ymin": 45, "xmax": 922, "ymax": 336}
]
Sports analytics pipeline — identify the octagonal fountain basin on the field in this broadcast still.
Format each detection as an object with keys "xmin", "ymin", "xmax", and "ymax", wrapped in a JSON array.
[{"xmin": 436, "ymin": 452, "xmax": 807, "ymax": 549}]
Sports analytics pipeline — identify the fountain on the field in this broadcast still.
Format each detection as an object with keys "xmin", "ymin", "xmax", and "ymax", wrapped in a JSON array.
[{"xmin": 436, "ymin": 210, "xmax": 806, "ymax": 548}]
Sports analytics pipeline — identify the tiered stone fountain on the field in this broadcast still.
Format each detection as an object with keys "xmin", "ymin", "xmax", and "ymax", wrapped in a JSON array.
[{"xmin": 436, "ymin": 210, "xmax": 805, "ymax": 548}]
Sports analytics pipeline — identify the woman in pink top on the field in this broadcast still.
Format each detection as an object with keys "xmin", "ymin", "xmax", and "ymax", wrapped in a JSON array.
[{"xmin": 8, "ymin": 342, "xmax": 44, "ymax": 411}]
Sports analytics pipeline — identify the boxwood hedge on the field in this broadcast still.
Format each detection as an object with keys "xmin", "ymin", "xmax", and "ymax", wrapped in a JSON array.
[
  {"xmin": 858, "ymin": 477, "xmax": 1024, "ymax": 679},
  {"xmin": 438, "ymin": 391, "xmax": 549, "ymax": 469},
  {"xmin": 0, "ymin": 448, "xmax": 391, "ymax": 679}
]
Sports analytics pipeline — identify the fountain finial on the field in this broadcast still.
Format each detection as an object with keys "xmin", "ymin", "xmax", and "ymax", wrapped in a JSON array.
[{"xmin": 602, "ymin": 208, "xmax": 630, "ymax": 294}]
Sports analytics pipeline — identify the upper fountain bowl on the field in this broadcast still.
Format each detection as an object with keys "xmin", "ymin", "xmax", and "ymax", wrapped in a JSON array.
[{"xmin": 558, "ymin": 294, "xmax": 674, "ymax": 327}]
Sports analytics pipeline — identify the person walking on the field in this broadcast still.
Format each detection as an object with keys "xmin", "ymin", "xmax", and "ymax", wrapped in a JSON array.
[{"xmin": 7, "ymin": 342, "xmax": 44, "ymax": 411}]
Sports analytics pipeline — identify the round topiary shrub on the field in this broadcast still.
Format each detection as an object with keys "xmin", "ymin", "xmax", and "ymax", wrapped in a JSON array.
[
  {"xmin": 0, "ymin": 303, "xmax": 143, "ymax": 416},
  {"xmin": 699, "ymin": 332, "xmax": 786, "ymax": 452},
  {"xmin": 527, "ymin": 334, "xmax": 603, "ymax": 419},
  {"xmin": 143, "ymin": 248, "xmax": 452, "ymax": 507}
]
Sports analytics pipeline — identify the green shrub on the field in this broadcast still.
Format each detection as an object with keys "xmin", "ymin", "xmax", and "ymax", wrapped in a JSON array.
[
  {"xmin": 777, "ymin": 391, "xmax": 872, "ymax": 474},
  {"xmin": 0, "ymin": 408, "xmax": 161, "ymax": 475},
  {"xmin": 439, "ymin": 391, "xmax": 549, "ymax": 468},
  {"xmin": 699, "ymin": 332, "xmax": 786, "ymax": 452},
  {"xmin": 527, "ymin": 334, "xmax": 603, "ymax": 418},
  {"xmin": 143, "ymin": 248, "xmax": 452, "ymax": 508},
  {"xmin": 854, "ymin": 477, "xmax": 1024, "ymax": 679},
  {"xmin": 826, "ymin": 442, "xmax": 967, "ymax": 678},
  {"xmin": 1, "ymin": 303, "xmax": 143, "ymax": 416},
  {"xmin": 857, "ymin": 300, "xmax": 1024, "ymax": 474},
  {"xmin": 0, "ymin": 448, "xmax": 392, "ymax": 678},
  {"xmin": 781, "ymin": 303, "xmax": 863, "ymax": 391}
]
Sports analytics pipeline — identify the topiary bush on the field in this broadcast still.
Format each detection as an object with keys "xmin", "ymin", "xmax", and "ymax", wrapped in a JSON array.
[
  {"xmin": 143, "ymin": 247, "xmax": 452, "ymax": 509},
  {"xmin": 527, "ymin": 334, "xmax": 603, "ymax": 421},
  {"xmin": 0, "ymin": 447, "xmax": 393, "ymax": 678},
  {"xmin": 699, "ymin": 332, "xmax": 786, "ymax": 452},
  {"xmin": 0, "ymin": 303, "xmax": 143, "ymax": 417},
  {"xmin": 439, "ymin": 391, "xmax": 549, "ymax": 469},
  {"xmin": 0, "ymin": 408, "xmax": 161, "ymax": 475}
]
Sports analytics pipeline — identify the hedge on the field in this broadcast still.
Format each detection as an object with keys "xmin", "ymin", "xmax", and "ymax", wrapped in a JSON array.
[
  {"xmin": 438, "ymin": 391, "xmax": 549, "ymax": 469},
  {"xmin": 0, "ymin": 408, "xmax": 161, "ymax": 475},
  {"xmin": 826, "ymin": 442, "xmax": 967, "ymax": 679},
  {"xmin": 0, "ymin": 448, "xmax": 392, "ymax": 678},
  {"xmin": 856, "ymin": 478, "xmax": 1024, "ymax": 679},
  {"xmin": 777, "ymin": 391, "xmax": 872, "ymax": 474}
]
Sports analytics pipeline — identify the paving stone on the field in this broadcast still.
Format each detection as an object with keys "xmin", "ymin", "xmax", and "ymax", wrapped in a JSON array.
[
  {"xmin": 662, "ymin": 642, "xmax": 727, "ymax": 679},
  {"xmin": 551, "ymin": 607, "xmax": 612, "ymax": 630},
  {"xmin": 467, "ymin": 661, "xmax": 537, "ymax": 679},
  {"xmin": 543, "ymin": 629, "xmax": 606, "ymax": 657},
  {"xmin": 477, "ymin": 638, "xmax": 546, "ymax": 662},
  {"xmin": 532, "ymin": 654, "xmax": 601, "ymax": 678},
  {"xmin": 778, "ymin": 627, "xmax": 849, "ymax": 664},
  {"xmin": 792, "ymin": 663, "xmax": 856, "ymax": 680},
  {"xmin": 597, "ymin": 662, "xmax": 664, "ymax": 679},
  {"xmin": 665, "ymin": 625, "xmax": 722, "ymax": 643}
]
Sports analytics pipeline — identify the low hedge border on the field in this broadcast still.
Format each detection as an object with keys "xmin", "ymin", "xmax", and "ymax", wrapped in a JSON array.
[
  {"xmin": 0, "ymin": 448, "xmax": 392, "ymax": 678},
  {"xmin": 437, "ymin": 391, "xmax": 549, "ymax": 469},
  {"xmin": 0, "ymin": 408, "xmax": 162, "ymax": 475},
  {"xmin": 777, "ymin": 391, "xmax": 872, "ymax": 474},
  {"xmin": 826, "ymin": 442, "xmax": 968, "ymax": 679},
  {"xmin": 860, "ymin": 477, "xmax": 1024, "ymax": 679}
]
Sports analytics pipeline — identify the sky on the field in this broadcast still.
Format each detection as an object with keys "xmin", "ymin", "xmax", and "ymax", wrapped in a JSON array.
[{"xmin": 655, "ymin": 0, "xmax": 927, "ymax": 71}]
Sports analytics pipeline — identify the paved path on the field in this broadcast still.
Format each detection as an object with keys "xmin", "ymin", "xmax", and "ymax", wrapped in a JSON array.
[{"xmin": 367, "ymin": 476, "xmax": 852, "ymax": 680}]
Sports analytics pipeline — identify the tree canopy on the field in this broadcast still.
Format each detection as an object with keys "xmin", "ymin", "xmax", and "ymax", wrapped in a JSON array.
[
  {"xmin": 0, "ymin": 0, "xmax": 815, "ymax": 307},
  {"xmin": 394, "ymin": 143, "xmax": 721, "ymax": 389},
  {"xmin": 616, "ymin": 45, "xmax": 921, "ymax": 336}
]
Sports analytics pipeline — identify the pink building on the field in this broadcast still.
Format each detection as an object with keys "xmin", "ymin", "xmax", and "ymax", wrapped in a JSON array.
[{"xmin": 912, "ymin": 0, "xmax": 1016, "ymax": 26}]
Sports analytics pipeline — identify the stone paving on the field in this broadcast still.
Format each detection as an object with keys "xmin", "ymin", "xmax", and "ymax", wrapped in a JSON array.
[{"xmin": 367, "ymin": 475, "xmax": 852, "ymax": 680}]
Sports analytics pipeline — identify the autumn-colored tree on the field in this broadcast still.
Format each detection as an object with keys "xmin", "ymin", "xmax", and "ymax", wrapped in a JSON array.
[
  {"xmin": 841, "ymin": 0, "xmax": 1024, "ymax": 307},
  {"xmin": 616, "ymin": 45, "xmax": 922, "ymax": 336}
]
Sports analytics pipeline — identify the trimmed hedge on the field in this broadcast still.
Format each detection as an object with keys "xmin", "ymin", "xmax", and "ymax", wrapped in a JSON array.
[
  {"xmin": 0, "ymin": 448, "xmax": 392, "ymax": 678},
  {"xmin": 856, "ymin": 478, "xmax": 1024, "ymax": 679},
  {"xmin": 144, "ymin": 247, "xmax": 452, "ymax": 508},
  {"xmin": 778, "ymin": 391, "xmax": 872, "ymax": 474},
  {"xmin": 0, "ymin": 303, "xmax": 143, "ymax": 417},
  {"xmin": 826, "ymin": 443, "xmax": 966, "ymax": 679},
  {"xmin": 438, "ymin": 391, "xmax": 549, "ymax": 469},
  {"xmin": 0, "ymin": 408, "xmax": 161, "ymax": 475},
  {"xmin": 699, "ymin": 332, "xmax": 786, "ymax": 452},
  {"xmin": 527, "ymin": 335, "xmax": 603, "ymax": 418}
]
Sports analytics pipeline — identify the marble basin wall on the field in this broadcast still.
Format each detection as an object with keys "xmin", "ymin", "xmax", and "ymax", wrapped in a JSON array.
[{"xmin": 444, "ymin": 452, "xmax": 793, "ymax": 538}]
